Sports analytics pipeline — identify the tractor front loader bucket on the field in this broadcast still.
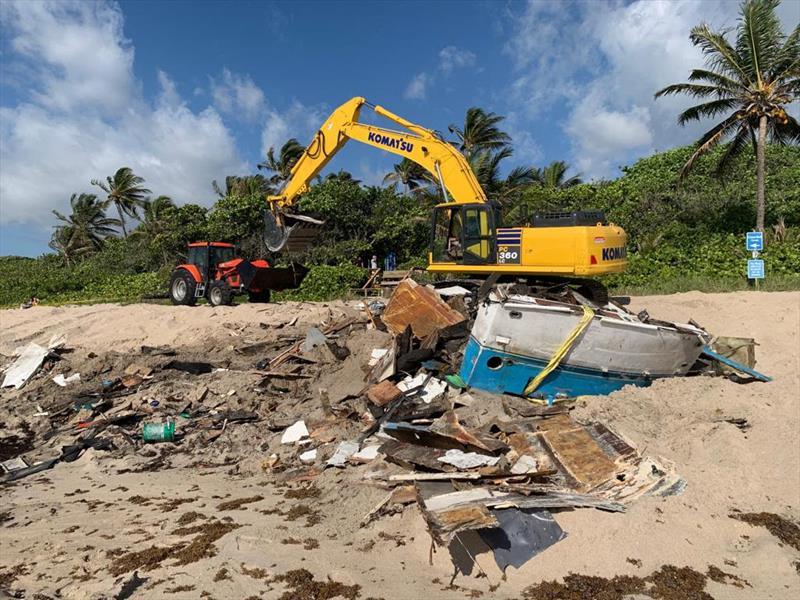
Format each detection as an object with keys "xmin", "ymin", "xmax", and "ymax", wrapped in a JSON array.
[
  {"xmin": 240, "ymin": 261, "xmax": 310, "ymax": 292},
  {"xmin": 264, "ymin": 210, "xmax": 325, "ymax": 253}
]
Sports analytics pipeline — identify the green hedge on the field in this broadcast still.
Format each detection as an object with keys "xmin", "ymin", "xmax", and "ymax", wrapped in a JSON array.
[
  {"xmin": 2, "ymin": 235, "xmax": 798, "ymax": 307},
  {"xmin": 274, "ymin": 264, "xmax": 368, "ymax": 302},
  {"xmin": 0, "ymin": 256, "xmax": 166, "ymax": 306},
  {"xmin": 0, "ymin": 256, "xmax": 367, "ymax": 307},
  {"xmin": 603, "ymin": 233, "xmax": 800, "ymax": 290}
]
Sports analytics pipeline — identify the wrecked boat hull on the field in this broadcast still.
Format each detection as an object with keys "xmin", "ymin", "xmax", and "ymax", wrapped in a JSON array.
[
  {"xmin": 460, "ymin": 297, "xmax": 708, "ymax": 400},
  {"xmin": 461, "ymin": 337, "xmax": 656, "ymax": 398}
]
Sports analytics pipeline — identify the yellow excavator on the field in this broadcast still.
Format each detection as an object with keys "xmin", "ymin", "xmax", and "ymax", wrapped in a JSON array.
[{"xmin": 264, "ymin": 96, "xmax": 627, "ymax": 298}]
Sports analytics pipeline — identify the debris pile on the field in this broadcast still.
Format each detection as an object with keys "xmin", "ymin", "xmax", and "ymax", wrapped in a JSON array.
[{"xmin": 0, "ymin": 279, "xmax": 772, "ymax": 584}]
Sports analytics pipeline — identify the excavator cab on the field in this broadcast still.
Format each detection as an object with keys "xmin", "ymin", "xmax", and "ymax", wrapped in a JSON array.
[{"xmin": 431, "ymin": 203, "xmax": 496, "ymax": 266}]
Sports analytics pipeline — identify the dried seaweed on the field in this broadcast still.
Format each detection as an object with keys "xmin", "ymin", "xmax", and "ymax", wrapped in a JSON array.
[{"xmin": 730, "ymin": 511, "xmax": 800, "ymax": 551}]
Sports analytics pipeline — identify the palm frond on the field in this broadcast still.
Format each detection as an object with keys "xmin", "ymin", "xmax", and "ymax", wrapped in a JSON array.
[
  {"xmin": 736, "ymin": 0, "xmax": 783, "ymax": 85},
  {"xmin": 680, "ymin": 111, "xmax": 744, "ymax": 178},
  {"xmin": 561, "ymin": 174, "xmax": 583, "ymax": 188},
  {"xmin": 654, "ymin": 83, "xmax": 727, "ymax": 99},
  {"xmin": 89, "ymin": 178, "xmax": 110, "ymax": 194},
  {"xmin": 687, "ymin": 69, "xmax": 746, "ymax": 93},
  {"xmin": 770, "ymin": 22, "xmax": 800, "ymax": 81},
  {"xmin": 768, "ymin": 113, "xmax": 800, "ymax": 144},
  {"xmin": 451, "ymin": 108, "xmax": 511, "ymax": 157},
  {"xmin": 505, "ymin": 166, "xmax": 536, "ymax": 188},
  {"xmin": 714, "ymin": 123, "xmax": 752, "ymax": 177},
  {"xmin": 690, "ymin": 24, "xmax": 752, "ymax": 85},
  {"xmin": 677, "ymin": 97, "xmax": 739, "ymax": 125}
]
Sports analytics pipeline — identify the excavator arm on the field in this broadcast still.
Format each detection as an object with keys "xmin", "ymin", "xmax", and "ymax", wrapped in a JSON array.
[{"xmin": 265, "ymin": 96, "xmax": 487, "ymax": 251}]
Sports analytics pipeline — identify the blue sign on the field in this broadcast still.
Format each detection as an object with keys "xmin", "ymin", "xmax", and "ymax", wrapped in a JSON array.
[
  {"xmin": 746, "ymin": 231, "xmax": 763, "ymax": 252},
  {"xmin": 747, "ymin": 259, "xmax": 765, "ymax": 279}
]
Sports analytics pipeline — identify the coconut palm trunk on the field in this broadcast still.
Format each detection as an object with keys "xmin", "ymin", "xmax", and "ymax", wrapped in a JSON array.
[
  {"xmin": 115, "ymin": 202, "xmax": 128, "ymax": 237},
  {"xmin": 756, "ymin": 114, "xmax": 767, "ymax": 233}
]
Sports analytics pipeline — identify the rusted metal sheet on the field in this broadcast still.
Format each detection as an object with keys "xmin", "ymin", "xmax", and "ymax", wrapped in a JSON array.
[{"xmin": 382, "ymin": 279, "xmax": 466, "ymax": 339}]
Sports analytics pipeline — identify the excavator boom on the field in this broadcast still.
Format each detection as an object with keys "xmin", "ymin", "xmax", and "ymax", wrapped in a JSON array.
[{"xmin": 269, "ymin": 96, "xmax": 485, "ymax": 210}]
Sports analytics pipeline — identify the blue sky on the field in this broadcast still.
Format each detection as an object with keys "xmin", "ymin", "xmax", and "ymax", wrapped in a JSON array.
[{"xmin": 1, "ymin": 0, "xmax": 797, "ymax": 256}]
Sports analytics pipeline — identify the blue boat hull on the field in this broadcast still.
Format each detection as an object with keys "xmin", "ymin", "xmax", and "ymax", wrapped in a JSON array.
[{"xmin": 459, "ymin": 337, "xmax": 653, "ymax": 400}]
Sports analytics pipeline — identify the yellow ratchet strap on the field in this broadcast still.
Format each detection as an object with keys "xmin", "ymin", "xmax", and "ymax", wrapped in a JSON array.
[{"xmin": 523, "ymin": 304, "xmax": 595, "ymax": 401}]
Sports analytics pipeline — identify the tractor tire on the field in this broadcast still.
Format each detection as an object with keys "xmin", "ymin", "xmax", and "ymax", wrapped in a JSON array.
[
  {"xmin": 248, "ymin": 290, "xmax": 271, "ymax": 303},
  {"xmin": 170, "ymin": 270, "xmax": 197, "ymax": 306},
  {"xmin": 207, "ymin": 280, "xmax": 233, "ymax": 307}
]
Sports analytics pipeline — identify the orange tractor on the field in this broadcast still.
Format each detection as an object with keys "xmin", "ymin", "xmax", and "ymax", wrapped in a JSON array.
[{"xmin": 169, "ymin": 242, "xmax": 308, "ymax": 306}]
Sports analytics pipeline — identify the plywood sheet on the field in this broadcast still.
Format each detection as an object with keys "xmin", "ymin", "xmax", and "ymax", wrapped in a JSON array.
[{"xmin": 541, "ymin": 426, "xmax": 618, "ymax": 490}]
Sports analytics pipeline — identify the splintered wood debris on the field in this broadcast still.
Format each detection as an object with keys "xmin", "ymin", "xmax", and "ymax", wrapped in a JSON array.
[
  {"xmin": 415, "ymin": 481, "xmax": 624, "ymax": 545},
  {"xmin": 382, "ymin": 279, "xmax": 466, "ymax": 339}
]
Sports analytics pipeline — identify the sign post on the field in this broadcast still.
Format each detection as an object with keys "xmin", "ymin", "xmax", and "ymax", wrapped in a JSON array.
[{"xmin": 745, "ymin": 231, "xmax": 764, "ymax": 289}]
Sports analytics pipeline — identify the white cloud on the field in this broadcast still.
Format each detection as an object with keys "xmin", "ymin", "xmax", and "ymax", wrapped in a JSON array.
[
  {"xmin": 404, "ymin": 72, "xmax": 430, "ymax": 100},
  {"xmin": 157, "ymin": 70, "xmax": 182, "ymax": 109},
  {"xmin": 259, "ymin": 100, "xmax": 326, "ymax": 157},
  {"xmin": 566, "ymin": 100, "xmax": 653, "ymax": 175},
  {"xmin": 504, "ymin": 111, "xmax": 544, "ymax": 166},
  {"xmin": 0, "ymin": 0, "xmax": 247, "ymax": 227},
  {"xmin": 2, "ymin": 0, "xmax": 136, "ymax": 116},
  {"xmin": 405, "ymin": 45, "xmax": 478, "ymax": 101},
  {"xmin": 505, "ymin": 0, "xmax": 798, "ymax": 178},
  {"xmin": 210, "ymin": 68, "xmax": 266, "ymax": 122},
  {"xmin": 356, "ymin": 160, "xmax": 388, "ymax": 188},
  {"xmin": 438, "ymin": 46, "xmax": 477, "ymax": 74}
]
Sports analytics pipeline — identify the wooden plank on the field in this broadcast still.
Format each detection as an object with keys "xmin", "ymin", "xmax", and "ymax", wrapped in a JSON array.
[
  {"xmin": 541, "ymin": 427, "xmax": 618, "ymax": 490},
  {"xmin": 534, "ymin": 413, "xmax": 578, "ymax": 434},
  {"xmin": 586, "ymin": 422, "xmax": 637, "ymax": 462},
  {"xmin": 388, "ymin": 472, "xmax": 483, "ymax": 482}
]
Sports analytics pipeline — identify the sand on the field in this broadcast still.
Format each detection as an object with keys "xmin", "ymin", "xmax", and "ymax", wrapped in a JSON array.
[{"xmin": 0, "ymin": 291, "xmax": 798, "ymax": 599}]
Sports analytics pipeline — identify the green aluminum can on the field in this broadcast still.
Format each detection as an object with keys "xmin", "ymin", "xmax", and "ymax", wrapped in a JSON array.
[{"xmin": 142, "ymin": 421, "xmax": 175, "ymax": 443}]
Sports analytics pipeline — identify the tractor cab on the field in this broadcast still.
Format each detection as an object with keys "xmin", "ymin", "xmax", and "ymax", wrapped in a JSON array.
[{"xmin": 187, "ymin": 242, "xmax": 236, "ymax": 281}]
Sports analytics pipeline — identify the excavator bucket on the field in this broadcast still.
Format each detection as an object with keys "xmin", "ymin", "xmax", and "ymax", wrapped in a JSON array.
[{"xmin": 264, "ymin": 211, "xmax": 326, "ymax": 253}]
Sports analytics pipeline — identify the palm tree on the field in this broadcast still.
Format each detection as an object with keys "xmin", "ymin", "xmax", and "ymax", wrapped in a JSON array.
[
  {"xmin": 502, "ymin": 164, "xmax": 538, "ymax": 201},
  {"xmin": 51, "ymin": 193, "xmax": 121, "ymax": 261},
  {"xmin": 258, "ymin": 138, "xmax": 305, "ymax": 186},
  {"xmin": 130, "ymin": 195, "xmax": 175, "ymax": 240},
  {"xmin": 48, "ymin": 226, "xmax": 82, "ymax": 267},
  {"xmin": 449, "ymin": 108, "xmax": 511, "ymax": 158},
  {"xmin": 91, "ymin": 167, "xmax": 151, "ymax": 237},
  {"xmin": 212, "ymin": 175, "xmax": 272, "ymax": 198},
  {"xmin": 383, "ymin": 158, "xmax": 428, "ymax": 192},
  {"xmin": 655, "ymin": 0, "xmax": 799, "ymax": 232},
  {"xmin": 532, "ymin": 161, "xmax": 583, "ymax": 189},
  {"xmin": 469, "ymin": 147, "xmax": 514, "ymax": 195},
  {"xmin": 323, "ymin": 170, "xmax": 361, "ymax": 184}
]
